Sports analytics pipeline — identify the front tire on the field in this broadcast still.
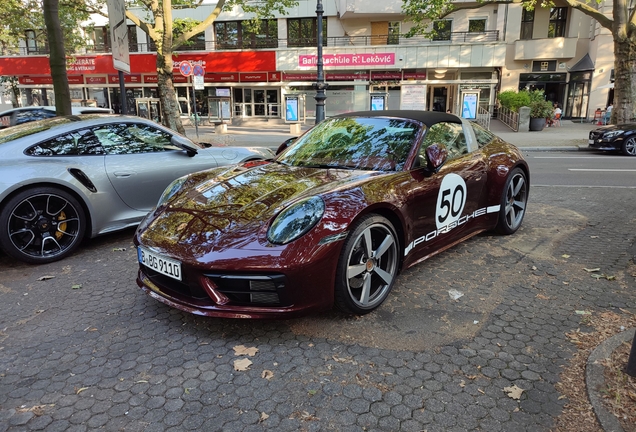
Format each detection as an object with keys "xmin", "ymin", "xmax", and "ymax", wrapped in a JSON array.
[
  {"xmin": 0, "ymin": 187, "xmax": 86, "ymax": 264},
  {"xmin": 495, "ymin": 167, "xmax": 528, "ymax": 235},
  {"xmin": 334, "ymin": 214, "xmax": 399, "ymax": 314},
  {"xmin": 622, "ymin": 137, "xmax": 636, "ymax": 156}
]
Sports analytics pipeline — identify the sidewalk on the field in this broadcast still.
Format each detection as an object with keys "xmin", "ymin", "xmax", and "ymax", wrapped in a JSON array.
[{"xmin": 184, "ymin": 117, "xmax": 599, "ymax": 151}]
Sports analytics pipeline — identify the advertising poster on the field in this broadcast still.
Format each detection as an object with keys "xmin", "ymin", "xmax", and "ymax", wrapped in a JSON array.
[
  {"xmin": 286, "ymin": 96, "xmax": 299, "ymax": 122},
  {"xmin": 461, "ymin": 93, "xmax": 478, "ymax": 120},
  {"xmin": 371, "ymin": 95, "xmax": 385, "ymax": 111}
]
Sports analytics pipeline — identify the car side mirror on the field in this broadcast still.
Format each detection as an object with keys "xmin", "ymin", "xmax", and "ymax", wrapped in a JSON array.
[
  {"xmin": 426, "ymin": 144, "xmax": 448, "ymax": 172},
  {"xmin": 276, "ymin": 137, "xmax": 297, "ymax": 155},
  {"xmin": 171, "ymin": 135, "xmax": 198, "ymax": 157}
]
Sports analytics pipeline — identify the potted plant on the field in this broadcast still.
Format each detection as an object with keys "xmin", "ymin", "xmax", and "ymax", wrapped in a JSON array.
[{"xmin": 529, "ymin": 99, "xmax": 554, "ymax": 131}]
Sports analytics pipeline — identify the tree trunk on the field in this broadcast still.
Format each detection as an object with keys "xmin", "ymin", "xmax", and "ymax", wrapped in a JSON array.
[
  {"xmin": 156, "ymin": 52, "xmax": 185, "ymax": 134},
  {"xmin": 42, "ymin": 0, "xmax": 71, "ymax": 116},
  {"xmin": 613, "ymin": 38, "xmax": 636, "ymax": 123}
]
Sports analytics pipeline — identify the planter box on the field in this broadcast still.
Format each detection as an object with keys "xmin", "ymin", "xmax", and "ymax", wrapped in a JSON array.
[{"xmin": 529, "ymin": 117, "xmax": 546, "ymax": 131}]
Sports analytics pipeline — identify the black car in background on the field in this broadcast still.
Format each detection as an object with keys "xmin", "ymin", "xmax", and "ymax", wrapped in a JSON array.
[{"xmin": 588, "ymin": 123, "xmax": 636, "ymax": 156}]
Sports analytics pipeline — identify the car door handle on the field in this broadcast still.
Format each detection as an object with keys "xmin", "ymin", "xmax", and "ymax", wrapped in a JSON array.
[{"xmin": 113, "ymin": 171, "xmax": 135, "ymax": 178}]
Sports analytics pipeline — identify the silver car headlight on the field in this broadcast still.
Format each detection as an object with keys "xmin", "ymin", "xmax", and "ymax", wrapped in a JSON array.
[
  {"xmin": 603, "ymin": 130, "xmax": 624, "ymax": 139},
  {"xmin": 267, "ymin": 196, "xmax": 325, "ymax": 245},
  {"xmin": 158, "ymin": 175, "xmax": 188, "ymax": 206}
]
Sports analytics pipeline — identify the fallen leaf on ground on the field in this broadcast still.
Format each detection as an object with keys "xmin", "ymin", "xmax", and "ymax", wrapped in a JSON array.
[
  {"xmin": 234, "ymin": 358, "xmax": 252, "ymax": 371},
  {"xmin": 262, "ymin": 370, "xmax": 274, "ymax": 380},
  {"xmin": 575, "ymin": 310, "xmax": 592, "ymax": 315},
  {"xmin": 72, "ymin": 284, "xmax": 82, "ymax": 290},
  {"xmin": 75, "ymin": 387, "xmax": 89, "ymax": 394},
  {"xmin": 503, "ymin": 385, "xmax": 524, "ymax": 400},
  {"xmin": 233, "ymin": 345, "xmax": 258, "ymax": 356},
  {"xmin": 259, "ymin": 412, "xmax": 269, "ymax": 422},
  {"xmin": 584, "ymin": 268, "xmax": 601, "ymax": 272},
  {"xmin": 37, "ymin": 275, "xmax": 55, "ymax": 281},
  {"xmin": 562, "ymin": 254, "xmax": 571, "ymax": 258},
  {"xmin": 536, "ymin": 294, "xmax": 550, "ymax": 300}
]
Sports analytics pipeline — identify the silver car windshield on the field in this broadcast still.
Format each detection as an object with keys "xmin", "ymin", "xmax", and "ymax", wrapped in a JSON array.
[{"xmin": 277, "ymin": 117, "xmax": 420, "ymax": 172}]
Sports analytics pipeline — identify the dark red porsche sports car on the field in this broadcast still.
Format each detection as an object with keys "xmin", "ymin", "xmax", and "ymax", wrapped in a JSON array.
[{"xmin": 134, "ymin": 111, "xmax": 529, "ymax": 318}]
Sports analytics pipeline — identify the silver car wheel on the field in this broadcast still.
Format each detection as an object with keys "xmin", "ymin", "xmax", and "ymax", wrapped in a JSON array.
[
  {"xmin": 496, "ymin": 168, "xmax": 528, "ymax": 235},
  {"xmin": 622, "ymin": 137, "xmax": 636, "ymax": 156},
  {"xmin": 1, "ymin": 188, "xmax": 85, "ymax": 263},
  {"xmin": 342, "ymin": 219, "xmax": 398, "ymax": 312}
]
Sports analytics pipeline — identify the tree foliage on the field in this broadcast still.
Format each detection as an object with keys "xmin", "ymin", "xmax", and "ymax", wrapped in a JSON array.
[{"xmin": 402, "ymin": 0, "xmax": 636, "ymax": 123}]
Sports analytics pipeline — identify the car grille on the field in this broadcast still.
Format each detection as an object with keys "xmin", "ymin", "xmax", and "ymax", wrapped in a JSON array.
[
  {"xmin": 140, "ymin": 265, "xmax": 287, "ymax": 307},
  {"xmin": 204, "ymin": 273, "xmax": 286, "ymax": 306}
]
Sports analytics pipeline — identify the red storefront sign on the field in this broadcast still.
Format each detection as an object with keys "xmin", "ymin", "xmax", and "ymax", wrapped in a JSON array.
[
  {"xmin": 403, "ymin": 71, "xmax": 427, "ymax": 80},
  {"xmin": 19, "ymin": 76, "xmax": 84, "ymax": 85},
  {"xmin": 109, "ymin": 74, "xmax": 142, "ymax": 84},
  {"xmin": 85, "ymin": 76, "xmax": 107, "ymax": 85},
  {"xmin": 143, "ymin": 74, "xmax": 189, "ymax": 83},
  {"xmin": 268, "ymin": 72, "xmax": 282, "ymax": 82},
  {"xmin": 205, "ymin": 73, "xmax": 239, "ymax": 82},
  {"xmin": 326, "ymin": 72, "xmax": 369, "ymax": 81},
  {"xmin": 283, "ymin": 73, "xmax": 317, "ymax": 81},
  {"xmin": 371, "ymin": 71, "xmax": 402, "ymax": 80},
  {"xmin": 0, "ymin": 52, "xmax": 277, "ymax": 77},
  {"xmin": 239, "ymin": 72, "xmax": 268, "ymax": 82}
]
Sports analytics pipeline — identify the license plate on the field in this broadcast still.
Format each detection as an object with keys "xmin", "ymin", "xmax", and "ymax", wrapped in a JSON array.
[
  {"xmin": 138, "ymin": 246, "xmax": 182, "ymax": 281},
  {"xmin": 588, "ymin": 139, "xmax": 594, "ymax": 145}
]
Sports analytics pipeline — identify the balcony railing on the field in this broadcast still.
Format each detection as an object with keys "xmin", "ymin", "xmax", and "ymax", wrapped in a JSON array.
[{"xmin": 0, "ymin": 30, "xmax": 500, "ymax": 56}]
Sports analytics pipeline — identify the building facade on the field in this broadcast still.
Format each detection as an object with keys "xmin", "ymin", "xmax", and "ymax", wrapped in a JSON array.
[{"xmin": 0, "ymin": 0, "xmax": 615, "ymax": 123}]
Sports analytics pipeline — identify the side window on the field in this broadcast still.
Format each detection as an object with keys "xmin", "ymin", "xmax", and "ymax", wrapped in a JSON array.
[
  {"xmin": 471, "ymin": 122, "xmax": 495, "ymax": 148},
  {"xmin": 94, "ymin": 123, "xmax": 177, "ymax": 155},
  {"xmin": 419, "ymin": 122, "xmax": 468, "ymax": 162},
  {"xmin": 26, "ymin": 129, "xmax": 105, "ymax": 156}
]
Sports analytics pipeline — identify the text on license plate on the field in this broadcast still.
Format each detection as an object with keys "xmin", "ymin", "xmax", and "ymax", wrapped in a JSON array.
[
  {"xmin": 138, "ymin": 247, "xmax": 182, "ymax": 281},
  {"xmin": 588, "ymin": 139, "xmax": 594, "ymax": 144}
]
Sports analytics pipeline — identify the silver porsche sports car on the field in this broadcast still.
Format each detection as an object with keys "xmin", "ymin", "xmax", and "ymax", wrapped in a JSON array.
[{"xmin": 0, "ymin": 114, "xmax": 274, "ymax": 264}]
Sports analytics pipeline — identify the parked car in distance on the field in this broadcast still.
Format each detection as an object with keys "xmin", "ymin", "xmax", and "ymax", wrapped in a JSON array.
[
  {"xmin": 0, "ymin": 106, "xmax": 113, "ymax": 129},
  {"xmin": 134, "ymin": 111, "xmax": 530, "ymax": 319},
  {"xmin": 0, "ymin": 114, "xmax": 274, "ymax": 264},
  {"xmin": 588, "ymin": 123, "xmax": 636, "ymax": 156}
]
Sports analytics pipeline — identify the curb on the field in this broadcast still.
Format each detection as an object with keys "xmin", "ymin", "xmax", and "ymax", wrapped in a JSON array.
[{"xmin": 586, "ymin": 327, "xmax": 636, "ymax": 432}]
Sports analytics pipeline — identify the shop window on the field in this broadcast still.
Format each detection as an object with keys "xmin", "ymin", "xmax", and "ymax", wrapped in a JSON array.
[
  {"xmin": 520, "ymin": 9, "xmax": 534, "ymax": 40},
  {"xmin": 432, "ymin": 20, "xmax": 452, "ymax": 41},
  {"xmin": 287, "ymin": 17, "xmax": 327, "ymax": 47},
  {"xmin": 548, "ymin": 7, "xmax": 567, "ymax": 38},
  {"xmin": 468, "ymin": 19, "xmax": 486, "ymax": 33}
]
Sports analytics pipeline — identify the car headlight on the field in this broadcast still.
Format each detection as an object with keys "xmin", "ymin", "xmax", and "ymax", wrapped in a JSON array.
[
  {"xmin": 158, "ymin": 175, "xmax": 188, "ymax": 206},
  {"xmin": 603, "ymin": 130, "xmax": 624, "ymax": 139},
  {"xmin": 267, "ymin": 196, "xmax": 325, "ymax": 245}
]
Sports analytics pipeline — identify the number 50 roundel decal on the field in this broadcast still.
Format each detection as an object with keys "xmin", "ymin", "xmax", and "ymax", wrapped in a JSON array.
[{"xmin": 435, "ymin": 174, "xmax": 467, "ymax": 229}]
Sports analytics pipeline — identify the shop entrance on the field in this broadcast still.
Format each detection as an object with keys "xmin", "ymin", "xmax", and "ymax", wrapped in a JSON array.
[
  {"xmin": 428, "ymin": 86, "xmax": 449, "ymax": 112},
  {"xmin": 233, "ymin": 88, "xmax": 280, "ymax": 118}
]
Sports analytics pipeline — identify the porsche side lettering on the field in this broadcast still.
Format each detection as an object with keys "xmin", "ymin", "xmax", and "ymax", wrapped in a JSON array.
[{"xmin": 404, "ymin": 205, "xmax": 501, "ymax": 256}]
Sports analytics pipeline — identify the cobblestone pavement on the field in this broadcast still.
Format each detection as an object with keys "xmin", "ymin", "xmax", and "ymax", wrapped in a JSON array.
[{"xmin": 0, "ymin": 186, "xmax": 634, "ymax": 432}]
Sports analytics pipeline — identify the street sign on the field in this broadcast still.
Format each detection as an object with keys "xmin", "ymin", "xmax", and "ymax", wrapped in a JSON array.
[
  {"xmin": 179, "ymin": 61, "xmax": 193, "ymax": 77},
  {"xmin": 193, "ymin": 64, "xmax": 205, "ymax": 77},
  {"xmin": 193, "ymin": 75, "xmax": 204, "ymax": 90}
]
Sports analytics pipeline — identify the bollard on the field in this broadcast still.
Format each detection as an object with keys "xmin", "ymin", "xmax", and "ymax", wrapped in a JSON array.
[{"xmin": 626, "ymin": 329, "xmax": 636, "ymax": 377}]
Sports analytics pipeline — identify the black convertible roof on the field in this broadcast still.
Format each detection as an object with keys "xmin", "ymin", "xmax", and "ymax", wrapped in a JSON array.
[{"xmin": 333, "ymin": 110, "xmax": 462, "ymax": 127}]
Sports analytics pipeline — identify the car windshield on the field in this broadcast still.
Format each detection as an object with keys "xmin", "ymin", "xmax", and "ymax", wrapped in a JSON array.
[{"xmin": 277, "ymin": 116, "xmax": 421, "ymax": 171}]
